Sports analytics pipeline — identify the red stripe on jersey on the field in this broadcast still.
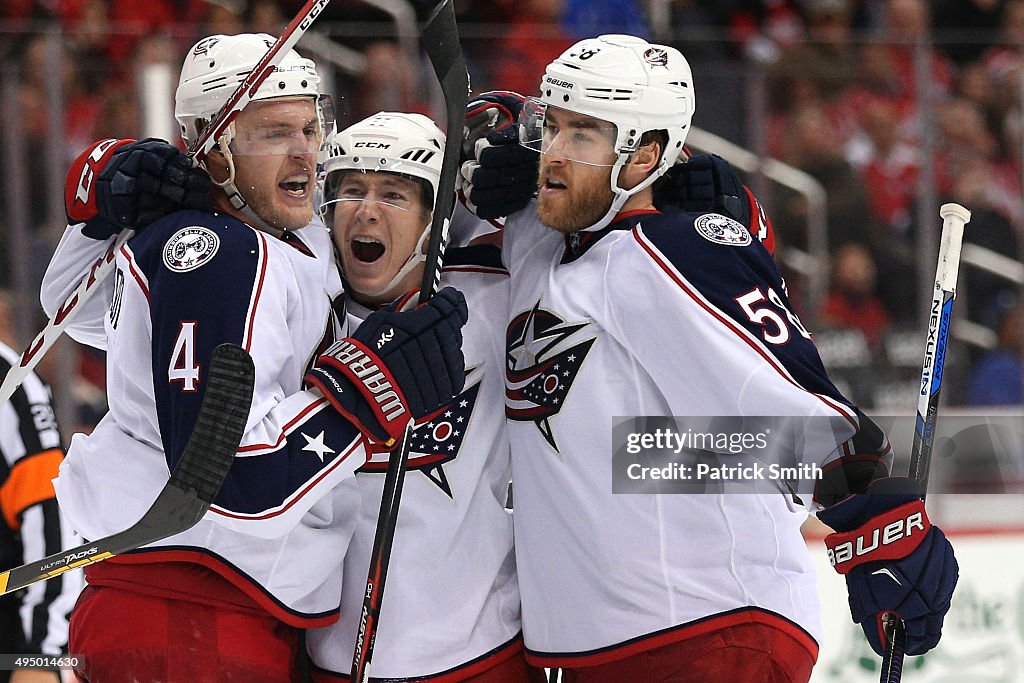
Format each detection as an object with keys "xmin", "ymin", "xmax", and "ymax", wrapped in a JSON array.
[
  {"xmin": 121, "ymin": 245, "xmax": 150, "ymax": 302},
  {"xmin": 243, "ymin": 232, "xmax": 269, "ymax": 353},
  {"xmin": 311, "ymin": 633, "xmax": 526, "ymax": 681},
  {"xmin": 211, "ymin": 437, "xmax": 362, "ymax": 521},
  {"xmin": 87, "ymin": 550, "xmax": 339, "ymax": 628},
  {"xmin": 632, "ymin": 227, "xmax": 857, "ymax": 427},
  {"xmin": 525, "ymin": 607, "xmax": 818, "ymax": 669}
]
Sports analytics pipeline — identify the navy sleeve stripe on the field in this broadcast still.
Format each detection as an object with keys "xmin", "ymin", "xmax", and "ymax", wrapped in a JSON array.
[
  {"xmin": 632, "ymin": 226, "xmax": 858, "ymax": 427},
  {"xmin": 442, "ymin": 244, "xmax": 507, "ymax": 273},
  {"xmin": 237, "ymin": 396, "xmax": 329, "ymax": 455},
  {"xmin": 211, "ymin": 436, "xmax": 363, "ymax": 520}
]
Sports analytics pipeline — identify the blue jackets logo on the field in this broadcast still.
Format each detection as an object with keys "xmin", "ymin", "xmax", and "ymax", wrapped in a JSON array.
[
  {"xmin": 163, "ymin": 227, "xmax": 221, "ymax": 272},
  {"xmin": 505, "ymin": 302, "xmax": 595, "ymax": 452}
]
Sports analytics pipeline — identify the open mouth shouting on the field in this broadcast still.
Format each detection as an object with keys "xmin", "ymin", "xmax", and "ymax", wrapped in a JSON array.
[
  {"xmin": 351, "ymin": 235, "xmax": 385, "ymax": 263},
  {"xmin": 279, "ymin": 171, "xmax": 311, "ymax": 202}
]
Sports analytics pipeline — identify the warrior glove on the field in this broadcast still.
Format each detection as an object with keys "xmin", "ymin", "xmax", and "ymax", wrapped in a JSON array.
[
  {"xmin": 65, "ymin": 138, "xmax": 212, "ymax": 240},
  {"xmin": 305, "ymin": 287, "xmax": 469, "ymax": 449},
  {"xmin": 460, "ymin": 91, "xmax": 538, "ymax": 220},
  {"xmin": 818, "ymin": 477, "xmax": 958, "ymax": 656}
]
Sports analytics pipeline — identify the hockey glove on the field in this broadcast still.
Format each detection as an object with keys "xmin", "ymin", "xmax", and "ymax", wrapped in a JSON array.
[
  {"xmin": 818, "ymin": 477, "xmax": 958, "ymax": 657},
  {"xmin": 655, "ymin": 153, "xmax": 775, "ymax": 254},
  {"xmin": 305, "ymin": 287, "xmax": 469, "ymax": 448},
  {"xmin": 65, "ymin": 138, "xmax": 212, "ymax": 241},
  {"xmin": 460, "ymin": 91, "xmax": 538, "ymax": 220}
]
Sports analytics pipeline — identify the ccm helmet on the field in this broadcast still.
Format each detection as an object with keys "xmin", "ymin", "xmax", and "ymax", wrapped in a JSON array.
[
  {"xmin": 322, "ymin": 111, "xmax": 444, "ymax": 209},
  {"xmin": 522, "ymin": 34, "xmax": 695, "ymax": 231},
  {"xmin": 321, "ymin": 112, "xmax": 446, "ymax": 298}
]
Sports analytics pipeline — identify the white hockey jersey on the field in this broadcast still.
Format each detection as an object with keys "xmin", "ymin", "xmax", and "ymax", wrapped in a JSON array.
[
  {"xmin": 42, "ymin": 212, "xmax": 368, "ymax": 625},
  {"xmin": 502, "ymin": 204, "xmax": 867, "ymax": 666},
  {"xmin": 307, "ymin": 240, "xmax": 523, "ymax": 680}
]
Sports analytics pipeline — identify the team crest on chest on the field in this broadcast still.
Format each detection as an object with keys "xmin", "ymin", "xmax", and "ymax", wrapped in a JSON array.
[
  {"xmin": 359, "ymin": 373, "xmax": 482, "ymax": 498},
  {"xmin": 505, "ymin": 302, "xmax": 596, "ymax": 452},
  {"xmin": 694, "ymin": 213, "xmax": 752, "ymax": 247},
  {"xmin": 163, "ymin": 227, "xmax": 220, "ymax": 272}
]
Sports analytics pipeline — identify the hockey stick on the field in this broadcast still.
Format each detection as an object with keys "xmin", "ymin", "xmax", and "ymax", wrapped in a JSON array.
[
  {"xmin": 0, "ymin": 343, "xmax": 254, "ymax": 595},
  {"xmin": 0, "ymin": 0, "xmax": 333, "ymax": 407},
  {"xmin": 350, "ymin": 1, "xmax": 468, "ymax": 679},
  {"xmin": 878, "ymin": 203, "xmax": 971, "ymax": 683}
]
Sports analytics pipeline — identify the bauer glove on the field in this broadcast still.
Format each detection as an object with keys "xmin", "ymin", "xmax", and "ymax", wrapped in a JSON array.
[
  {"xmin": 460, "ymin": 91, "xmax": 538, "ymax": 220},
  {"xmin": 65, "ymin": 138, "xmax": 212, "ymax": 240},
  {"xmin": 304, "ymin": 287, "xmax": 469, "ymax": 448},
  {"xmin": 818, "ymin": 477, "xmax": 958, "ymax": 656}
]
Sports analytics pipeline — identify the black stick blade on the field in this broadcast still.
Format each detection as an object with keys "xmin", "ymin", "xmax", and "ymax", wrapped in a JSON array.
[{"xmin": 0, "ymin": 344, "xmax": 254, "ymax": 595}]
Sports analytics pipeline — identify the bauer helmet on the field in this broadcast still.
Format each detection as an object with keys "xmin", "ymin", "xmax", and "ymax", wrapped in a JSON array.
[
  {"xmin": 321, "ymin": 112, "xmax": 445, "ymax": 298},
  {"xmin": 520, "ymin": 34, "xmax": 695, "ymax": 231},
  {"xmin": 175, "ymin": 33, "xmax": 323, "ymax": 146}
]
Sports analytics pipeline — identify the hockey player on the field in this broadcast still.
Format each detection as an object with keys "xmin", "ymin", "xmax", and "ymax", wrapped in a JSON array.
[
  {"xmin": 305, "ymin": 112, "xmax": 543, "ymax": 682},
  {"xmin": 460, "ymin": 34, "xmax": 957, "ymax": 682},
  {"xmin": 46, "ymin": 62, "xmax": 803, "ymax": 683},
  {"xmin": 41, "ymin": 34, "xmax": 467, "ymax": 682},
  {"xmin": 0, "ymin": 297, "xmax": 80, "ymax": 683}
]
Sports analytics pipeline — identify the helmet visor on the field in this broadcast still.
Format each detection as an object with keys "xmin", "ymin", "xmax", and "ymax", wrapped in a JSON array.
[
  {"xmin": 518, "ymin": 98, "xmax": 618, "ymax": 167},
  {"xmin": 225, "ymin": 94, "xmax": 336, "ymax": 158},
  {"xmin": 320, "ymin": 169, "xmax": 432, "ymax": 227}
]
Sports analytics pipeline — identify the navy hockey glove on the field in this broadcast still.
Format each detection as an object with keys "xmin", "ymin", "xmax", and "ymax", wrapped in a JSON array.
[
  {"xmin": 656, "ymin": 153, "xmax": 775, "ymax": 254},
  {"xmin": 818, "ymin": 477, "xmax": 958, "ymax": 657},
  {"xmin": 65, "ymin": 138, "xmax": 212, "ymax": 241},
  {"xmin": 460, "ymin": 91, "xmax": 537, "ymax": 220},
  {"xmin": 305, "ymin": 287, "xmax": 469, "ymax": 448}
]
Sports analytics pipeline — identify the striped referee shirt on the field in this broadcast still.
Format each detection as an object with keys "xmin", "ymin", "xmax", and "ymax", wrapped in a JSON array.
[{"xmin": 0, "ymin": 342, "xmax": 80, "ymax": 656}]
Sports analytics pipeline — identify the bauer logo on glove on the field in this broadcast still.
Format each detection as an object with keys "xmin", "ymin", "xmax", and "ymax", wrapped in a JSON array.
[{"xmin": 825, "ymin": 500, "xmax": 929, "ymax": 572}]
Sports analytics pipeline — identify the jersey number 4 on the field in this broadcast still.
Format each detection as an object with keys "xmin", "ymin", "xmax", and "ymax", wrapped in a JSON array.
[
  {"xmin": 169, "ymin": 322, "xmax": 200, "ymax": 391},
  {"xmin": 736, "ymin": 287, "xmax": 811, "ymax": 345}
]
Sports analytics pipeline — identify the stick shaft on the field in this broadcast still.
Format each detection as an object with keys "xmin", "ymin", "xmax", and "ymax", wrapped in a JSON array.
[
  {"xmin": 351, "ymin": 2, "xmax": 468, "ymax": 680},
  {"xmin": 881, "ymin": 202, "xmax": 970, "ymax": 683}
]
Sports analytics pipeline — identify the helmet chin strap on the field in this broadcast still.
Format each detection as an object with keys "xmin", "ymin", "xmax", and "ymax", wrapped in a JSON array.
[
  {"xmin": 579, "ymin": 156, "xmax": 668, "ymax": 233},
  {"xmin": 207, "ymin": 126, "xmax": 283, "ymax": 237},
  {"xmin": 360, "ymin": 221, "xmax": 430, "ymax": 299}
]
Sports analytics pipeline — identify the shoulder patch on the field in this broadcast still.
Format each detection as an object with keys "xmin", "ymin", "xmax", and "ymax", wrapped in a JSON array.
[
  {"xmin": 694, "ymin": 213, "xmax": 752, "ymax": 247},
  {"xmin": 163, "ymin": 226, "xmax": 221, "ymax": 272}
]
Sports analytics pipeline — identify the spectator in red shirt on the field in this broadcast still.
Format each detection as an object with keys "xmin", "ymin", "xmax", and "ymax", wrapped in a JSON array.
[{"xmin": 821, "ymin": 242, "xmax": 891, "ymax": 346}]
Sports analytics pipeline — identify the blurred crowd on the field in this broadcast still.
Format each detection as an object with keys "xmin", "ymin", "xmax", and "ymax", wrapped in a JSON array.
[{"xmin": 1, "ymin": 0, "xmax": 1023, "ymax": 418}]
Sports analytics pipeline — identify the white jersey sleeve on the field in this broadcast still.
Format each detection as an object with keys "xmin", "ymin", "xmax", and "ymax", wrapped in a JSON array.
[{"xmin": 39, "ymin": 224, "xmax": 117, "ymax": 349}]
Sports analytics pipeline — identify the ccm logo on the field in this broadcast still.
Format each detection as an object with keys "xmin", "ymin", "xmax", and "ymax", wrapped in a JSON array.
[{"xmin": 828, "ymin": 511, "xmax": 926, "ymax": 567}]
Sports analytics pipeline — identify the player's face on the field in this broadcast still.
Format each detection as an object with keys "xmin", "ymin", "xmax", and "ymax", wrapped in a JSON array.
[
  {"xmin": 535, "ymin": 107, "xmax": 618, "ymax": 233},
  {"xmin": 227, "ymin": 98, "xmax": 321, "ymax": 231},
  {"xmin": 330, "ymin": 171, "xmax": 430, "ymax": 304}
]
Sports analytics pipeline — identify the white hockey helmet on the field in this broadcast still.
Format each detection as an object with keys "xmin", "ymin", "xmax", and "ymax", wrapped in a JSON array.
[
  {"xmin": 175, "ymin": 33, "xmax": 322, "ymax": 146},
  {"xmin": 321, "ymin": 112, "xmax": 446, "ymax": 298},
  {"xmin": 521, "ymin": 34, "xmax": 695, "ymax": 231},
  {"xmin": 322, "ymin": 112, "xmax": 444, "ymax": 210}
]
